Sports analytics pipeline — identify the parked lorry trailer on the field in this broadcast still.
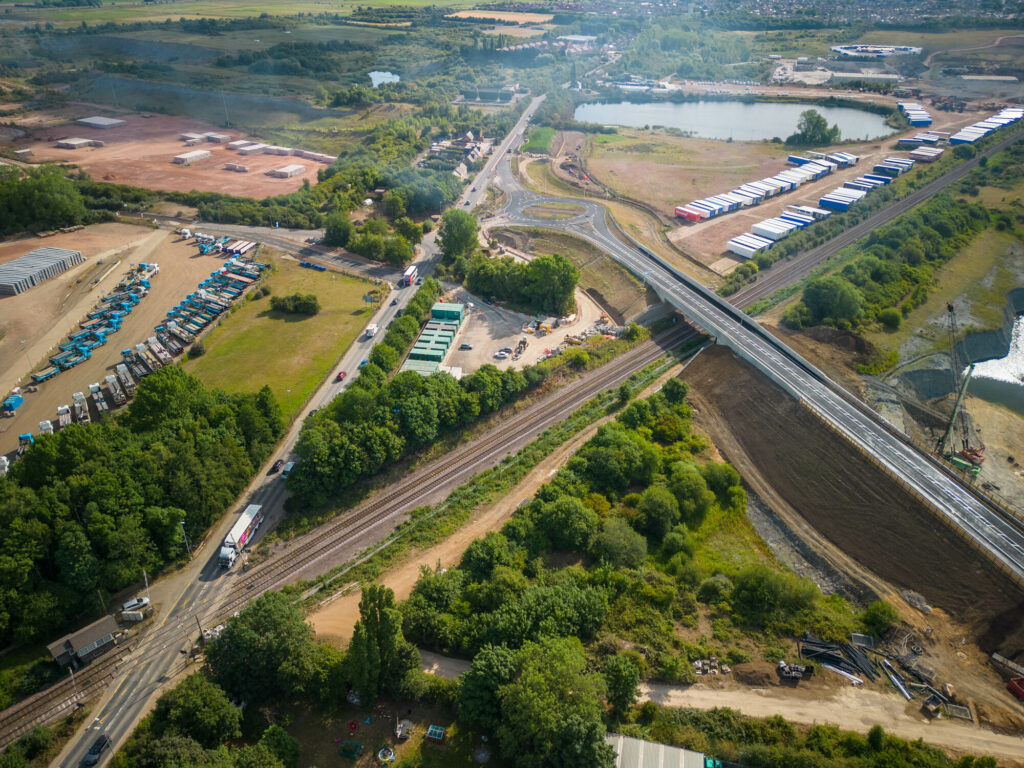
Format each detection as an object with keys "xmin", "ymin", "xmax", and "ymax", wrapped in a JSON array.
[
  {"xmin": 137, "ymin": 343, "xmax": 162, "ymax": 370},
  {"xmin": 116, "ymin": 364, "xmax": 136, "ymax": 396},
  {"xmin": 122, "ymin": 350, "xmax": 151, "ymax": 380},
  {"xmin": 17, "ymin": 433, "xmax": 34, "ymax": 455},
  {"xmin": 218, "ymin": 504, "xmax": 264, "ymax": 568},
  {"xmin": 31, "ymin": 367, "xmax": 60, "ymax": 384},
  {"xmin": 72, "ymin": 392, "xmax": 91, "ymax": 425},
  {"xmin": 158, "ymin": 332, "xmax": 183, "ymax": 355},
  {"xmin": 167, "ymin": 321, "xmax": 195, "ymax": 344},
  {"xmin": 148, "ymin": 337, "xmax": 174, "ymax": 366},
  {"xmin": 89, "ymin": 383, "xmax": 109, "ymax": 414},
  {"xmin": 105, "ymin": 374, "xmax": 127, "ymax": 406},
  {"xmin": 56, "ymin": 404, "xmax": 72, "ymax": 428}
]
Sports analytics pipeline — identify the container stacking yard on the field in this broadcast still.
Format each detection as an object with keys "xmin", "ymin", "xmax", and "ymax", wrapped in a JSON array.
[
  {"xmin": 675, "ymin": 151, "xmax": 858, "ymax": 222},
  {"xmin": 0, "ymin": 247, "xmax": 84, "ymax": 296}
]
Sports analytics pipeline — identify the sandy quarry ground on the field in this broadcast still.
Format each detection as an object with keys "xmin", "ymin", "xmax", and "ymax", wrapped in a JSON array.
[
  {"xmin": 0, "ymin": 226, "xmax": 234, "ymax": 455},
  {"xmin": 445, "ymin": 9, "xmax": 552, "ymax": 23},
  {"xmin": 12, "ymin": 111, "xmax": 324, "ymax": 198},
  {"xmin": 438, "ymin": 285, "xmax": 604, "ymax": 374}
]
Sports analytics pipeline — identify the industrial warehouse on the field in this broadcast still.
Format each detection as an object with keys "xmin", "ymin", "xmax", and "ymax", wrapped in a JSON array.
[{"xmin": 0, "ymin": 247, "xmax": 84, "ymax": 296}]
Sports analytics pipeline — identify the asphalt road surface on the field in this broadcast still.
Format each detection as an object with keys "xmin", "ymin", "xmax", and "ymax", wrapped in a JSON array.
[{"xmin": 484, "ymin": 143, "xmax": 1024, "ymax": 583}]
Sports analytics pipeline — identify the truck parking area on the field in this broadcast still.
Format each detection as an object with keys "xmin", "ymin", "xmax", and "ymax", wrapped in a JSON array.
[{"xmin": 0, "ymin": 227, "xmax": 234, "ymax": 456}]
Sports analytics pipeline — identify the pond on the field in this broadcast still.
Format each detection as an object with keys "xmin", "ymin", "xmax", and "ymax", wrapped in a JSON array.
[
  {"xmin": 573, "ymin": 99, "xmax": 892, "ymax": 142},
  {"xmin": 969, "ymin": 314, "xmax": 1024, "ymax": 414},
  {"xmin": 369, "ymin": 71, "xmax": 400, "ymax": 88}
]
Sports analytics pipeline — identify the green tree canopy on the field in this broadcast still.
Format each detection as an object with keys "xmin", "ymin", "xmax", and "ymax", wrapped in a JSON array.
[
  {"xmin": 345, "ymin": 584, "xmax": 420, "ymax": 705},
  {"xmin": 438, "ymin": 208, "xmax": 479, "ymax": 262},
  {"xmin": 786, "ymin": 109, "xmax": 841, "ymax": 146},
  {"xmin": 150, "ymin": 673, "xmax": 241, "ymax": 749},
  {"xmin": 496, "ymin": 637, "xmax": 615, "ymax": 768}
]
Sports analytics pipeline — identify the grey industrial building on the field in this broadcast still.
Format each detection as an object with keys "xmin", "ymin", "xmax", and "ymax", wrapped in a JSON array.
[
  {"xmin": 0, "ymin": 247, "xmax": 85, "ymax": 296},
  {"xmin": 76, "ymin": 116, "xmax": 126, "ymax": 130}
]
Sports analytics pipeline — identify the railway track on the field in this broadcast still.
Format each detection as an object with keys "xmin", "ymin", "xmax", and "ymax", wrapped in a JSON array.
[
  {"xmin": 730, "ymin": 125, "xmax": 1024, "ymax": 308},
  {"xmin": 0, "ymin": 652, "xmax": 123, "ymax": 745},
  {"xmin": 0, "ymin": 324, "xmax": 695, "ymax": 748}
]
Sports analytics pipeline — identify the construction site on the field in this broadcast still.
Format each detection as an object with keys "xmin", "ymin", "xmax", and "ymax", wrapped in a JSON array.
[{"xmin": 15, "ymin": 112, "xmax": 325, "ymax": 197}]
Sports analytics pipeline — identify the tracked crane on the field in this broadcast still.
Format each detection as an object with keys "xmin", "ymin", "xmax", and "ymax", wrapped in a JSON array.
[{"xmin": 936, "ymin": 302, "xmax": 984, "ymax": 471}]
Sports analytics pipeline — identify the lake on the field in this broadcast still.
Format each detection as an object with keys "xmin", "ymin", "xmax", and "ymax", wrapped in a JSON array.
[
  {"xmin": 573, "ymin": 99, "xmax": 892, "ymax": 142},
  {"xmin": 369, "ymin": 71, "xmax": 400, "ymax": 88}
]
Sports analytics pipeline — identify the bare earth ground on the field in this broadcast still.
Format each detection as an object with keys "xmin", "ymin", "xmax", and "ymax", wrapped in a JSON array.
[
  {"xmin": 445, "ymin": 9, "xmax": 552, "ymax": 23},
  {"xmin": 13, "ymin": 112, "xmax": 324, "ymax": 197},
  {"xmin": 683, "ymin": 346, "xmax": 1024, "ymax": 730},
  {"xmin": 0, "ymin": 228, "xmax": 233, "ymax": 455}
]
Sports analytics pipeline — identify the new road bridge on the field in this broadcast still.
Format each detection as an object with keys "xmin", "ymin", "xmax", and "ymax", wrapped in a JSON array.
[{"xmin": 482, "ymin": 153, "xmax": 1024, "ymax": 583}]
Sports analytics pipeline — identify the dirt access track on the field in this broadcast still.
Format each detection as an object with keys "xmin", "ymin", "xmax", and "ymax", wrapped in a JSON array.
[
  {"xmin": 683, "ymin": 346, "xmax": 1024, "ymax": 729},
  {"xmin": 0, "ymin": 224, "xmax": 233, "ymax": 455},
  {"xmin": 17, "ymin": 111, "xmax": 323, "ymax": 197}
]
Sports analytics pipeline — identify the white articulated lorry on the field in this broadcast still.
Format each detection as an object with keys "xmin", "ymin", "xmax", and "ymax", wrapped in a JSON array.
[{"xmin": 218, "ymin": 504, "xmax": 264, "ymax": 568}]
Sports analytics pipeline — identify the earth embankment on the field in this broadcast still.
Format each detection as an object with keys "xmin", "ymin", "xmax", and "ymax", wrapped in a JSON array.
[{"xmin": 684, "ymin": 346, "xmax": 1024, "ymax": 659}]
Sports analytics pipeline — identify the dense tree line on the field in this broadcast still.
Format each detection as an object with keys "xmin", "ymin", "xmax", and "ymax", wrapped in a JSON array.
[
  {"xmin": 0, "ymin": 166, "xmax": 89, "ymax": 236},
  {"xmin": 0, "ymin": 368, "xmax": 283, "ymax": 646},
  {"xmin": 783, "ymin": 194, "xmax": 991, "ymax": 330},
  {"xmin": 288, "ymin": 278, "xmax": 559, "ymax": 510},
  {"xmin": 786, "ymin": 109, "xmax": 841, "ymax": 146},
  {"xmin": 438, "ymin": 210, "xmax": 579, "ymax": 315}
]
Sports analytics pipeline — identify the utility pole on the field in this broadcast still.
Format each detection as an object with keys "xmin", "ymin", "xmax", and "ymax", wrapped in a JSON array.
[
  {"xmin": 69, "ymin": 666, "xmax": 79, "ymax": 700},
  {"xmin": 143, "ymin": 569, "xmax": 151, "ymax": 606}
]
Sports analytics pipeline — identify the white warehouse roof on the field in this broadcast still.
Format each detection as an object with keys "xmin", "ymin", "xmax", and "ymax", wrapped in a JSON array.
[{"xmin": 76, "ymin": 116, "xmax": 126, "ymax": 129}]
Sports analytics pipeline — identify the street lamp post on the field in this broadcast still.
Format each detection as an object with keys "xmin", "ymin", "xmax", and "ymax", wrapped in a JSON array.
[{"xmin": 179, "ymin": 521, "xmax": 192, "ymax": 559}]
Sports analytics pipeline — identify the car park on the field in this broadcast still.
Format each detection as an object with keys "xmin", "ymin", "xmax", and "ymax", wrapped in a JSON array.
[
  {"xmin": 269, "ymin": 459, "xmax": 284, "ymax": 474},
  {"xmin": 121, "ymin": 596, "xmax": 150, "ymax": 612}
]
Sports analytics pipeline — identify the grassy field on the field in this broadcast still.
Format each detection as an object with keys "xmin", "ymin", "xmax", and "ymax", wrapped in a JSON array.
[
  {"xmin": 521, "ymin": 202, "xmax": 585, "ymax": 219},
  {"xmin": 495, "ymin": 227, "xmax": 656, "ymax": 323},
  {"xmin": 588, "ymin": 130, "xmax": 782, "ymax": 216},
  {"xmin": 522, "ymin": 126, "xmax": 555, "ymax": 154},
  {"xmin": 182, "ymin": 256, "xmax": 373, "ymax": 420},
  {"xmin": 1, "ymin": 0, "xmax": 480, "ymax": 26}
]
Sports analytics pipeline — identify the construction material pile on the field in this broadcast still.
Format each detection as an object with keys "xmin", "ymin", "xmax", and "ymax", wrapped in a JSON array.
[{"xmin": 799, "ymin": 636, "xmax": 879, "ymax": 682}]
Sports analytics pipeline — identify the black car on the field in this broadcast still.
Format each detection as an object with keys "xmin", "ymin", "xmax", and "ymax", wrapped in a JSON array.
[
  {"xmin": 82, "ymin": 735, "xmax": 111, "ymax": 766},
  {"xmin": 269, "ymin": 459, "xmax": 284, "ymax": 474},
  {"xmin": 391, "ymin": 298, "xmax": 399, "ymax": 305}
]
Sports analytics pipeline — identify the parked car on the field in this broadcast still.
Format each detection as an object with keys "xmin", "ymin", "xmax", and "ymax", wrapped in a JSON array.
[
  {"xmin": 494, "ymin": 351, "xmax": 509, "ymax": 359},
  {"xmin": 459, "ymin": 343, "xmax": 473, "ymax": 351},
  {"xmin": 269, "ymin": 459, "xmax": 284, "ymax": 474},
  {"xmin": 500, "ymin": 347, "xmax": 513, "ymax": 354},
  {"xmin": 121, "ymin": 597, "xmax": 150, "ymax": 612},
  {"xmin": 391, "ymin": 298, "xmax": 399, "ymax": 305},
  {"xmin": 416, "ymin": 276, "xmax": 423, "ymax": 285},
  {"xmin": 82, "ymin": 735, "xmax": 111, "ymax": 766},
  {"xmin": 336, "ymin": 371, "xmax": 347, "ymax": 382},
  {"xmin": 359, "ymin": 358, "xmax": 370, "ymax": 368}
]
